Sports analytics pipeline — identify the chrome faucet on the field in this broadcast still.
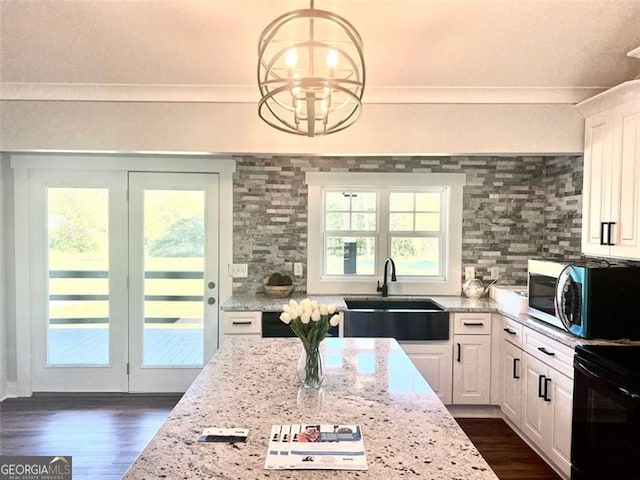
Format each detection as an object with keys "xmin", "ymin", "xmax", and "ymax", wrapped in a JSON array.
[{"xmin": 376, "ymin": 257, "xmax": 397, "ymax": 297}]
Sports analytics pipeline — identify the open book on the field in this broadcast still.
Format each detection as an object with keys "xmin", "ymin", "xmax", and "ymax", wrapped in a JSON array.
[{"xmin": 264, "ymin": 424, "xmax": 368, "ymax": 470}]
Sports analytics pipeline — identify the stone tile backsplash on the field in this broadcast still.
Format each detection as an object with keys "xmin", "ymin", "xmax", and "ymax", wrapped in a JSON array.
[{"xmin": 231, "ymin": 155, "xmax": 587, "ymax": 294}]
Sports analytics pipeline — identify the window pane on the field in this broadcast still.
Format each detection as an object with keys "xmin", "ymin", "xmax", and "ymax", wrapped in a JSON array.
[
  {"xmin": 390, "ymin": 212, "xmax": 413, "ymax": 231},
  {"xmin": 326, "ymin": 236, "xmax": 375, "ymax": 275},
  {"xmin": 326, "ymin": 212, "xmax": 350, "ymax": 230},
  {"xmin": 415, "ymin": 213, "xmax": 440, "ymax": 231},
  {"xmin": 325, "ymin": 192, "xmax": 350, "ymax": 211},
  {"xmin": 47, "ymin": 187, "xmax": 109, "ymax": 366},
  {"xmin": 390, "ymin": 237, "xmax": 440, "ymax": 275},
  {"xmin": 143, "ymin": 190, "xmax": 205, "ymax": 367},
  {"xmin": 351, "ymin": 192, "xmax": 376, "ymax": 212},
  {"xmin": 390, "ymin": 192, "xmax": 414, "ymax": 211},
  {"xmin": 416, "ymin": 193, "xmax": 440, "ymax": 211},
  {"xmin": 351, "ymin": 212, "xmax": 376, "ymax": 231}
]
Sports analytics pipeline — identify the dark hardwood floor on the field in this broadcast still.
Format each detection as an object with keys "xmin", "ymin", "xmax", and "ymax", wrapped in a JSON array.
[
  {"xmin": 0, "ymin": 394, "xmax": 181, "ymax": 480},
  {"xmin": 456, "ymin": 418, "xmax": 562, "ymax": 480},
  {"xmin": 1, "ymin": 396, "xmax": 561, "ymax": 479}
]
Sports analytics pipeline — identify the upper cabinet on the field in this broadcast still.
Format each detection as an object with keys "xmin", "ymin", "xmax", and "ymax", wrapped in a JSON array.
[{"xmin": 577, "ymin": 81, "xmax": 640, "ymax": 260}]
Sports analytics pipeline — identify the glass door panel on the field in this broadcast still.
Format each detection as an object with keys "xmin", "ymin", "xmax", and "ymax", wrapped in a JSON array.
[
  {"xmin": 47, "ymin": 187, "xmax": 110, "ymax": 365},
  {"xmin": 142, "ymin": 190, "xmax": 205, "ymax": 367}
]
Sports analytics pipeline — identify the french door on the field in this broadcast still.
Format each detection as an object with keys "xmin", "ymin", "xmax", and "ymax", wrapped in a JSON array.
[{"xmin": 30, "ymin": 169, "xmax": 219, "ymax": 392}]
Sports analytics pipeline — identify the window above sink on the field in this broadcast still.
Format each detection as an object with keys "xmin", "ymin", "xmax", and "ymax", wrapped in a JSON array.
[{"xmin": 306, "ymin": 172, "xmax": 466, "ymax": 296}]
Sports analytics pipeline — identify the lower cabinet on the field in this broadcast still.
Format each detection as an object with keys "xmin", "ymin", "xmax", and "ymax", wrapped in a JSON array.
[
  {"xmin": 501, "ymin": 339, "xmax": 523, "ymax": 426},
  {"xmin": 453, "ymin": 334, "xmax": 492, "ymax": 404},
  {"xmin": 520, "ymin": 351, "xmax": 573, "ymax": 478},
  {"xmin": 400, "ymin": 342, "xmax": 453, "ymax": 405}
]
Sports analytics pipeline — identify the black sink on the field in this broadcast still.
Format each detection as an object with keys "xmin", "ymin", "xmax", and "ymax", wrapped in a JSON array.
[
  {"xmin": 345, "ymin": 299, "xmax": 443, "ymax": 311},
  {"xmin": 343, "ymin": 298, "xmax": 449, "ymax": 341}
]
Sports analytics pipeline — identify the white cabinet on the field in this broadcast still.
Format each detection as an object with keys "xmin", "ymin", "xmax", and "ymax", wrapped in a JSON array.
[
  {"xmin": 401, "ymin": 342, "xmax": 452, "ymax": 405},
  {"xmin": 222, "ymin": 311, "xmax": 261, "ymax": 337},
  {"xmin": 520, "ymin": 348, "xmax": 573, "ymax": 479},
  {"xmin": 580, "ymin": 85, "xmax": 640, "ymax": 260},
  {"xmin": 501, "ymin": 340, "xmax": 523, "ymax": 427},
  {"xmin": 452, "ymin": 313, "xmax": 492, "ymax": 405}
]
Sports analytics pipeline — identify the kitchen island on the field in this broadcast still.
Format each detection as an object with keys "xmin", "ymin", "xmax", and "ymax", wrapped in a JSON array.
[{"xmin": 123, "ymin": 337, "xmax": 498, "ymax": 479}]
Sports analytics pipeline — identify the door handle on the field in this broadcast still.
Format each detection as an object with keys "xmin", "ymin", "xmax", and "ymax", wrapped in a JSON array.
[
  {"xmin": 207, "ymin": 297, "xmax": 216, "ymax": 305},
  {"xmin": 513, "ymin": 358, "xmax": 520, "ymax": 379},
  {"xmin": 607, "ymin": 222, "xmax": 616, "ymax": 246},
  {"xmin": 456, "ymin": 343, "xmax": 461, "ymax": 362},
  {"xmin": 538, "ymin": 374, "xmax": 546, "ymax": 398},
  {"xmin": 503, "ymin": 328, "xmax": 516, "ymax": 335},
  {"xmin": 600, "ymin": 222, "xmax": 607, "ymax": 245},
  {"xmin": 544, "ymin": 378, "xmax": 552, "ymax": 402},
  {"xmin": 463, "ymin": 322, "xmax": 485, "ymax": 327},
  {"xmin": 537, "ymin": 346, "xmax": 555, "ymax": 356},
  {"xmin": 232, "ymin": 321, "xmax": 252, "ymax": 325}
]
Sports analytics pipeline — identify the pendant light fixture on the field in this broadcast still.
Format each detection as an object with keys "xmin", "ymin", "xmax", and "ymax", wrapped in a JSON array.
[{"xmin": 257, "ymin": 0, "xmax": 365, "ymax": 137}]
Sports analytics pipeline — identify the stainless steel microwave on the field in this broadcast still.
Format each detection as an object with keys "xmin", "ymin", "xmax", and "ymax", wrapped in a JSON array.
[{"xmin": 527, "ymin": 259, "xmax": 640, "ymax": 340}]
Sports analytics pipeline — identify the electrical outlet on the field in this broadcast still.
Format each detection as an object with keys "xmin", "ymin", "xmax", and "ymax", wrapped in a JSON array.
[
  {"xmin": 229, "ymin": 264, "xmax": 248, "ymax": 278},
  {"xmin": 464, "ymin": 266, "xmax": 475, "ymax": 281},
  {"xmin": 490, "ymin": 266, "xmax": 500, "ymax": 280},
  {"xmin": 294, "ymin": 262, "xmax": 303, "ymax": 277}
]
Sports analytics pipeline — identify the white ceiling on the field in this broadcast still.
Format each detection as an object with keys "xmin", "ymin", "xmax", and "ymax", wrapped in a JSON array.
[{"xmin": 1, "ymin": 0, "xmax": 639, "ymax": 104}]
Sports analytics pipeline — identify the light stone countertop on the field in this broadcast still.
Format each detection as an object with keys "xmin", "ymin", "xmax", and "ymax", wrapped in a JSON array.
[
  {"xmin": 220, "ymin": 294, "xmax": 638, "ymax": 349},
  {"xmin": 122, "ymin": 337, "xmax": 499, "ymax": 480}
]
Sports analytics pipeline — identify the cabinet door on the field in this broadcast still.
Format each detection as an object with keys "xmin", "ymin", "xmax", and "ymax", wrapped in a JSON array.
[
  {"xmin": 609, "ymin": 100, "xmax": 640, "ymax": 259},
  {"xmin": 453, "ymin": 335, "xmax": 491, "ymax": 404},
  {"xmin": 521, "ymin": 352, "xmax": 547, "ymax": 449},
  {"xmin": 402, "ymin": 343, "xmax": 453, "ymax": 405},
  {"xmin": 501, "ymin": 340, "xmax": 523, "ymax": 427},
  {"xmin": 546, "ymin": 369, "xmax": 573, "ymax": 478},
  {"xmin": 582, "ymin": 109, "xmax": 615, "ymax": 257}
]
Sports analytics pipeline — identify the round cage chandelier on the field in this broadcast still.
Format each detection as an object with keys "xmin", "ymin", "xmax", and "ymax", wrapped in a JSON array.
[{"xmin": 257, "ymin": 0, "xmax": 365, "ymax": 137}]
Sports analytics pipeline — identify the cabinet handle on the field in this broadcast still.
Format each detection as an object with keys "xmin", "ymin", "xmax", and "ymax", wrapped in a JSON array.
[
  {"xmin": 538, "ymin": 375, "xmax": 546, "ymax": 398},
  {"xmin": 232, "ymin": 321, "xmax": 253, "ymax": 325},
  {"xmin": 544, "ymin": 378, "xmax": 552, "ymax": 402},
  {"xmin": 600, "ymin": 222, "xmax": 607, "ymax": 245},
  {"xmin": 503, "ymin": 327, "xmax": 516, "ymax": 335},
  {"xmin": 456, "ymin": 343, "xmax": 461, "ymax": 362},
  {"xmin": 513, "ymin": 358, "xmax": 520, "ymax": 379},
  {"xmin": 463, "ymin": 322, "xmax": 485, "ymax": 327},
  {"xmin": 607, "ymin": 222, "xmax": 616, "ymax": 246},
  {"xmin": 537, "ymin": 346, "xmax": 555, "ymax": 356}
]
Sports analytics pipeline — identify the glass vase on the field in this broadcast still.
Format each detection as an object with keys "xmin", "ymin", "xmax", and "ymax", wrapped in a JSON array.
[{"xmin": 297, "ymin": 341, "xmax": 324, "ymax": 389}]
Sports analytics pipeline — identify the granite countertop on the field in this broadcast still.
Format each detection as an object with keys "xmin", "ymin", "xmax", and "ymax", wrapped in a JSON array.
[{"xmin": 123, "ymin": 337, "xmax": 498, "ymax": 480}]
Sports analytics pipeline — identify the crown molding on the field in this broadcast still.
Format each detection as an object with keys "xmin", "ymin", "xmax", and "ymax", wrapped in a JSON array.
[
  {"xmin": 574, "ymin": 80, "xmax": 640, "ymax": 117},
  {"xmin": 0, "ymin": 82, "xmax": 606, "ymax": 105}
]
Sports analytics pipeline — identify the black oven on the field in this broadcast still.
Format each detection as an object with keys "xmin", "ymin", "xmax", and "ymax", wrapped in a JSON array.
[{"xmin": 571, "ymin": 345, "xmax": 640, "ymax": 480}]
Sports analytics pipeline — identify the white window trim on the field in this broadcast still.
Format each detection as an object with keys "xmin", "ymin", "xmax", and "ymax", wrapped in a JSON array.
[{"xmin": 306, "ymin": 172, "xmax": 466, "ymax": 296}]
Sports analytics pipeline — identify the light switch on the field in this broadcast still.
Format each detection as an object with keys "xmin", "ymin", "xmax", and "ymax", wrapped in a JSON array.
[
  {"xmin": 294, "ymin": 262, "xmax": 303, "ymax": 277},
  {"xmin": 229, "ymin": 264, "xmax": 248, "ymax": 278},
  {"xmin": 490, "ymin": 266, "xmax": 500, "ymax": 280},
  {"xmin": 464, "ymin": 266, "xmax": 475, "ymax": 281}
]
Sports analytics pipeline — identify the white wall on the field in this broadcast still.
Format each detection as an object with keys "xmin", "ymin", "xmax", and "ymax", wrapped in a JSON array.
[
  {"xmin": 0, "ymin": 101, "xmax": 584, "ymax": 155},
  {"xmin": 0, "ymin": 155, "xmax": 9, "ymax": 399}
]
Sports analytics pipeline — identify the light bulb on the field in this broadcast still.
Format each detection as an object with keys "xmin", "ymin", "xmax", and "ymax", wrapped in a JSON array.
[
  {"xmin": 326, "ymin": 49, "xmax": 339, "ymax": 68},
  {"xmin": 285, "ymin": 48, "xmax": 298, "ymax": 67}
]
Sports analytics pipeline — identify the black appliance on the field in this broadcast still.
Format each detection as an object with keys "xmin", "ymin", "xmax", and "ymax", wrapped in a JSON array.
[
  {"xmin": 261, "ymin": 311, "xmax": 339, "ymax": 338},
  {"xmin": 528, "ymin": 259, "xmax": 640, "ymax": 340},
  {"xmin": 572, "ymin": 344, "xmax": 640, "ymax": 479}
]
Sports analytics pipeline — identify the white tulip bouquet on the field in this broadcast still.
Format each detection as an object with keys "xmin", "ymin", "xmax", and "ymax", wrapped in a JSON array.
[{"xmin": 279, "ymin": 298, "xmax": 340, "ymax": 388}]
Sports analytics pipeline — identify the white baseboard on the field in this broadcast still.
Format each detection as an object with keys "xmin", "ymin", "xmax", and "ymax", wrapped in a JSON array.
[
  {"xmin": 1, "ymin": 381, "xmax": 17, "ymax": 401},
  {"xmin": 447, "ymin": 404, "xmax": 502, "ymax": 418}
]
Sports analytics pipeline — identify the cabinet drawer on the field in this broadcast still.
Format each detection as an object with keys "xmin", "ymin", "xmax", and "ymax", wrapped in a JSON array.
[
  {"xmin": 522, "ymin": 327, "xmax": 574, "ymax": 378},
  {"xmin": 454, "ymin": 313, "xmax": 492, "ymax": 335},
  {"xmin": 223, "ymin": 311, "xmax": 262, "ymax": 335},
  {"xmin": 502, "ymin": 316, "xmax": 524, "ymax": 347}
]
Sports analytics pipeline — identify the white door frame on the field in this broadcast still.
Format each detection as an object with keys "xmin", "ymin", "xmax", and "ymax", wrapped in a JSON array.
[{"xmin": 10, "ymin": 154, "xmax": 235, "ymax": 396}]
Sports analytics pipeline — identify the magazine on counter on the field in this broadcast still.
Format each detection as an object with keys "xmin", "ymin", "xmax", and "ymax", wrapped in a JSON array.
[{"xmin": 264, "ymin": 424, "xmax": 368, "ymax": 470}]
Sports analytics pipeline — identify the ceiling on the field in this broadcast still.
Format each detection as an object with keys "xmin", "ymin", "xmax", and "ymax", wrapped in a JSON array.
[{"xmin": 1, "ymin": 0, "xmax": 640, "ymax": 104}]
